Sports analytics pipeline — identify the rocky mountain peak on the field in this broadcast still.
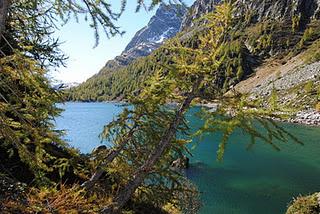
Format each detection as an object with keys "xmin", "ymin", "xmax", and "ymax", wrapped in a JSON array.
[
  {"xmin": 104, "ymin": 4, "xmax": 187, "ymax": 69},
  {"xmin": 124, "ymin": 3, "xmax": 186, "ymax": 51}
]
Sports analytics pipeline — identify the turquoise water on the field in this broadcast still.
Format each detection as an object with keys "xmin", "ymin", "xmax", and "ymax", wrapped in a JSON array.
[
  {"xmin": 55, "ymin": 102, "xmax": 320, "ymax": 214},
  {"xmin": 55, "ymin": 102, "xmax": 124, "ymax": 153}
]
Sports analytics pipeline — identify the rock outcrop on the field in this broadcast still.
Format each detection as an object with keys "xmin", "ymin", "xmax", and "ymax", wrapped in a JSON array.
[
  {"xmin": 180, "ymin": 0, "xmax": 219, "ymax": 30},
  {"xmin": 103, "ymin": 4, "xmax": 187, "ymax": 69},
  {"xmin": 171, "ymin": 155, "xmax": 190, "ymax": 169},
  {"xmin": 180, "ymin": 0, "xmax": 320, "ymax": 30},
  {"xmin": 291, "ymin": 110, "xmax": 320, "ymax": 125},
  {"xmin": 235, "ymin": 0, "xmax": 320, "ymax": 24}
]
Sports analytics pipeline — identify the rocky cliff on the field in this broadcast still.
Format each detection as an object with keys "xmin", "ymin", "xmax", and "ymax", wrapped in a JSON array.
[
  {"xmin": 179, "ymin": 0, "xmax": 320, "ymax": 126},
  {"xmin": 235, "ymin": 0, "xmax": 320, "ymax": 23},
  {"xmin": 104, "ymin": 4, "xmax": 187, "ymax": 69},
  {"xmin": 181, "ymin": 0, "xmax": 320, "ymax": 30},
  {"xmin": 180, "ymin": 0, "xmax": 219, "ymax": 30}
]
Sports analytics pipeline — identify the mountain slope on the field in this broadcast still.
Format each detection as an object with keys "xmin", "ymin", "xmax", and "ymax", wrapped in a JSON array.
[
  {"xmin": 180, "ymin": 0, "xmax": 219, "ymax": 30},
  {"xmin": 103, "ymin": 4, "xmax": 187, "ymax": 69},
  {"xmin": 181, "ymin": 0, "xmax": 320, "ymax": 30},
  {"xmin": 68, "ymin": 0, "xmax": 320, "ymax": 112}
]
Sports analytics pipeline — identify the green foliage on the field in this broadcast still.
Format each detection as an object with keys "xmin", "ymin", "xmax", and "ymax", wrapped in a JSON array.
[
  {"xmin": 66, "ymin": 50, "xmax": 169, "ymax": 101},
  {"xmin": 68, "ymin": 5, "xmax": 255, "ymax": 102},
  {"xmin": 1, "ymin": 0, "xmax": 313, "ymax": 213},
  {"xmin": 2, "ymin": 0, "xmax": 173, "ymax": 184},
  {"xmin": 245, "ymin": 21, "xmax": 276, "ymax": 54},
  {"xmin": 97, "ymin": 99, "xmax": 198, "ymax": 209},
  {"xmin": 4, "ymin": 1, "xmax": 67, "ymax": 67},
  {"xmin": 269, "ymin": 87, "xmax": 279, "ymax": 111},
  {"xmin": 298, "ymin": 20, "xmax": 320, "ymax": 49},
  {"xmin": 93, "ymin": 2, "xmax": 249, "ymax": 210},
  {"xmin": 299, "ymin": 28, "xmax": 315, "ymax": 49},
  {"xmin": 193, "ymin": 93, "xmax": 301, "ymax": 161},
  {"xmin": 1, "ymin": 0, "xmax": 198, "ymax": 213},
  {"xmin": 68, "ymin": 3, "xmax": 320, "ymax": 103},
  {"xmin": 0, "ymin": 52, "xmax": 82, "ymax": 184},
  {"xmin": 244, "ymin": 9, "xmax": 253, "ymax": 25},
  {"xmin": 292, "ymin": 14, "xmax": 301, "ymax": 32},
  {"xmin": 92, "ymin": 3, "xmax": 303, "ymax": 212},
  {"xmin": 303, "ymin": 39, "xmax": 320, "ymax": 64}
]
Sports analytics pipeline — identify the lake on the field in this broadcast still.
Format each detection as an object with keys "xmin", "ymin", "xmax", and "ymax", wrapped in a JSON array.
[{"xmin": 55, "ymin": 102, "xmax": 320, "ymax": 214}]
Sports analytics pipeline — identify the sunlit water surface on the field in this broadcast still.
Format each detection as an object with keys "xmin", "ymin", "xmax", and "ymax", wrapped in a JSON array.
[{"xmin": 55, "ymin": 102, "xmax": 320, "ymax": 214}]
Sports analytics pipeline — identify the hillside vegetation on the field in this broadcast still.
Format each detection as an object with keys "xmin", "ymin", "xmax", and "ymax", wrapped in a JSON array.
[{"xmin": 67, "ymin": 4, "xmax": 320, "ymax": 104}]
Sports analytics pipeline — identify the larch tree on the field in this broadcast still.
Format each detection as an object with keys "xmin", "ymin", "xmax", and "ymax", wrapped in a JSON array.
[
  {"xmin": 80, "ymin": 1, "xmax": 301, "ymax": 213},
  {"xmin": 0, "ymin": 0, "xmax": 174, "ymax": 183}
]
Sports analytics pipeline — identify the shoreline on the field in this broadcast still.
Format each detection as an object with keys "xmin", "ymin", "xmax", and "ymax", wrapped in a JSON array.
[
  {"xmin": 63, "ymin": 100, "xmax": 320, "ymax": 127},
  {"xmin": 196, "ymin": 102, "xmax": 320, "ymax": 127},
  {"xmin": 287, "ymin": 110, "xmax": 320, "ymax": 126}
]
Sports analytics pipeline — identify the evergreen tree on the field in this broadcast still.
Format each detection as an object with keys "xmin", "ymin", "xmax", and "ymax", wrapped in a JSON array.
[
  {"xmin": 0, "ymin": 0, "xmax": 172, "ymax": 183},
  {"xmin": 81, "ymin": 2, "xmax": 301, "ymax": 213}
]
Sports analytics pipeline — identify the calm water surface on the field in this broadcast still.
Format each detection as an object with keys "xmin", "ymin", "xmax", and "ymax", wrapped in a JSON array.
[{"xmin": 55, "ymin": 102, "xmax": 320, "ymax": 214}]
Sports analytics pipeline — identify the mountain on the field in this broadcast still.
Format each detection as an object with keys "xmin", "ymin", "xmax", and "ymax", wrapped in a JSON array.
[
  {"xmin": 52, "ymin": 81, "xmax": 80, "ymax": 90},
  {"xmin": 67, "ymin": 3, "xmax": 187, "ymax": 101},
  {"xmin": 180, "ymin": 0, "xmax": 219, "ymax": 30},
  {"xmin": 68, "ymin": 0, "xmax": 320, "ymax": 124},
  {"xmin": 104, "ymin": 4, "xmax": 187, "ymax": 69},
  {"xmin": 181, "ymin": 0, "xmax": 320, "ymax": 31}
]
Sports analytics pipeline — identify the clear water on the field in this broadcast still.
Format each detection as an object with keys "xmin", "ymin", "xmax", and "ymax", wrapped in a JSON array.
[{"xmin": 55, "ymin": 102, "xmax": 320, "ymax": 214}]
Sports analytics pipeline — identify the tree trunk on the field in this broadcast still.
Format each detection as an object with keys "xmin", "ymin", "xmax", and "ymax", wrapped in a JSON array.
[
  {"xmin": 82, "ymin": 127, "xmax": 136, "ymax": 190},
  {"xmin": 101, "ymin": 77, "xmax": 203, "ymax": 213},
  {"xmin": 0, "ymin": 0, "xmax": 10, "ymax": 41}
]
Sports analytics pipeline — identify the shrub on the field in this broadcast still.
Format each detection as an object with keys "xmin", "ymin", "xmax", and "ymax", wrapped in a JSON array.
[
  {"xmin": 304, "ymin": 81, "xmax": 314, "ymax": 94},
  {"xmin": 292, "ymin": 15, "xmax": 301, "ymax": 32},
  {"xmin": 303, "ymin": 39, "xmax": 320, "ymax": 64},
  {"xmin": 286, "ymin": 192, "xmax": 320, "ymax": 214}
]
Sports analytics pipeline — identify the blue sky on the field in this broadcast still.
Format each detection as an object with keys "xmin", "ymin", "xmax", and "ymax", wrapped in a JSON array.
[{"xmin": 51, "ymin": 0, "xmax": 195, "ymax": 83}]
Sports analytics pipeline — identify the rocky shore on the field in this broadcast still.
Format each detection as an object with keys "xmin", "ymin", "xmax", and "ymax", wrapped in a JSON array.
[
  {"xmin": 231, "ymin": 46, "xmax": 320, "ymax": 127},
  {"xmin": 289, "ymin": 110, "xmax": 320, "ymax": 126},
  {"xmin": 201, "ymin": 102, "xmax": 320, "ymax": 127}
]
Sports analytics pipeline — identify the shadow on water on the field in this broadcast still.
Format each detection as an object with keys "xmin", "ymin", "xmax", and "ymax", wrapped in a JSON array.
[
  {"xmin": 185, "ymin": 127, "xmax": 320, "ymax": 214},
  {"xmin": 185, "ymin": 157, "xmax": 320, "ymax": 213}
]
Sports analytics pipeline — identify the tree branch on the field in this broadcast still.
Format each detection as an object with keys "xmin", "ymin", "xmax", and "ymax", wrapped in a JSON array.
[
  {"xmin": 101, "ymin": 76, "xmax": 203, "ymax": 213},
  {"xmin": 0, "ymin": 0, "xmax": 10, "ymax": 42}
]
